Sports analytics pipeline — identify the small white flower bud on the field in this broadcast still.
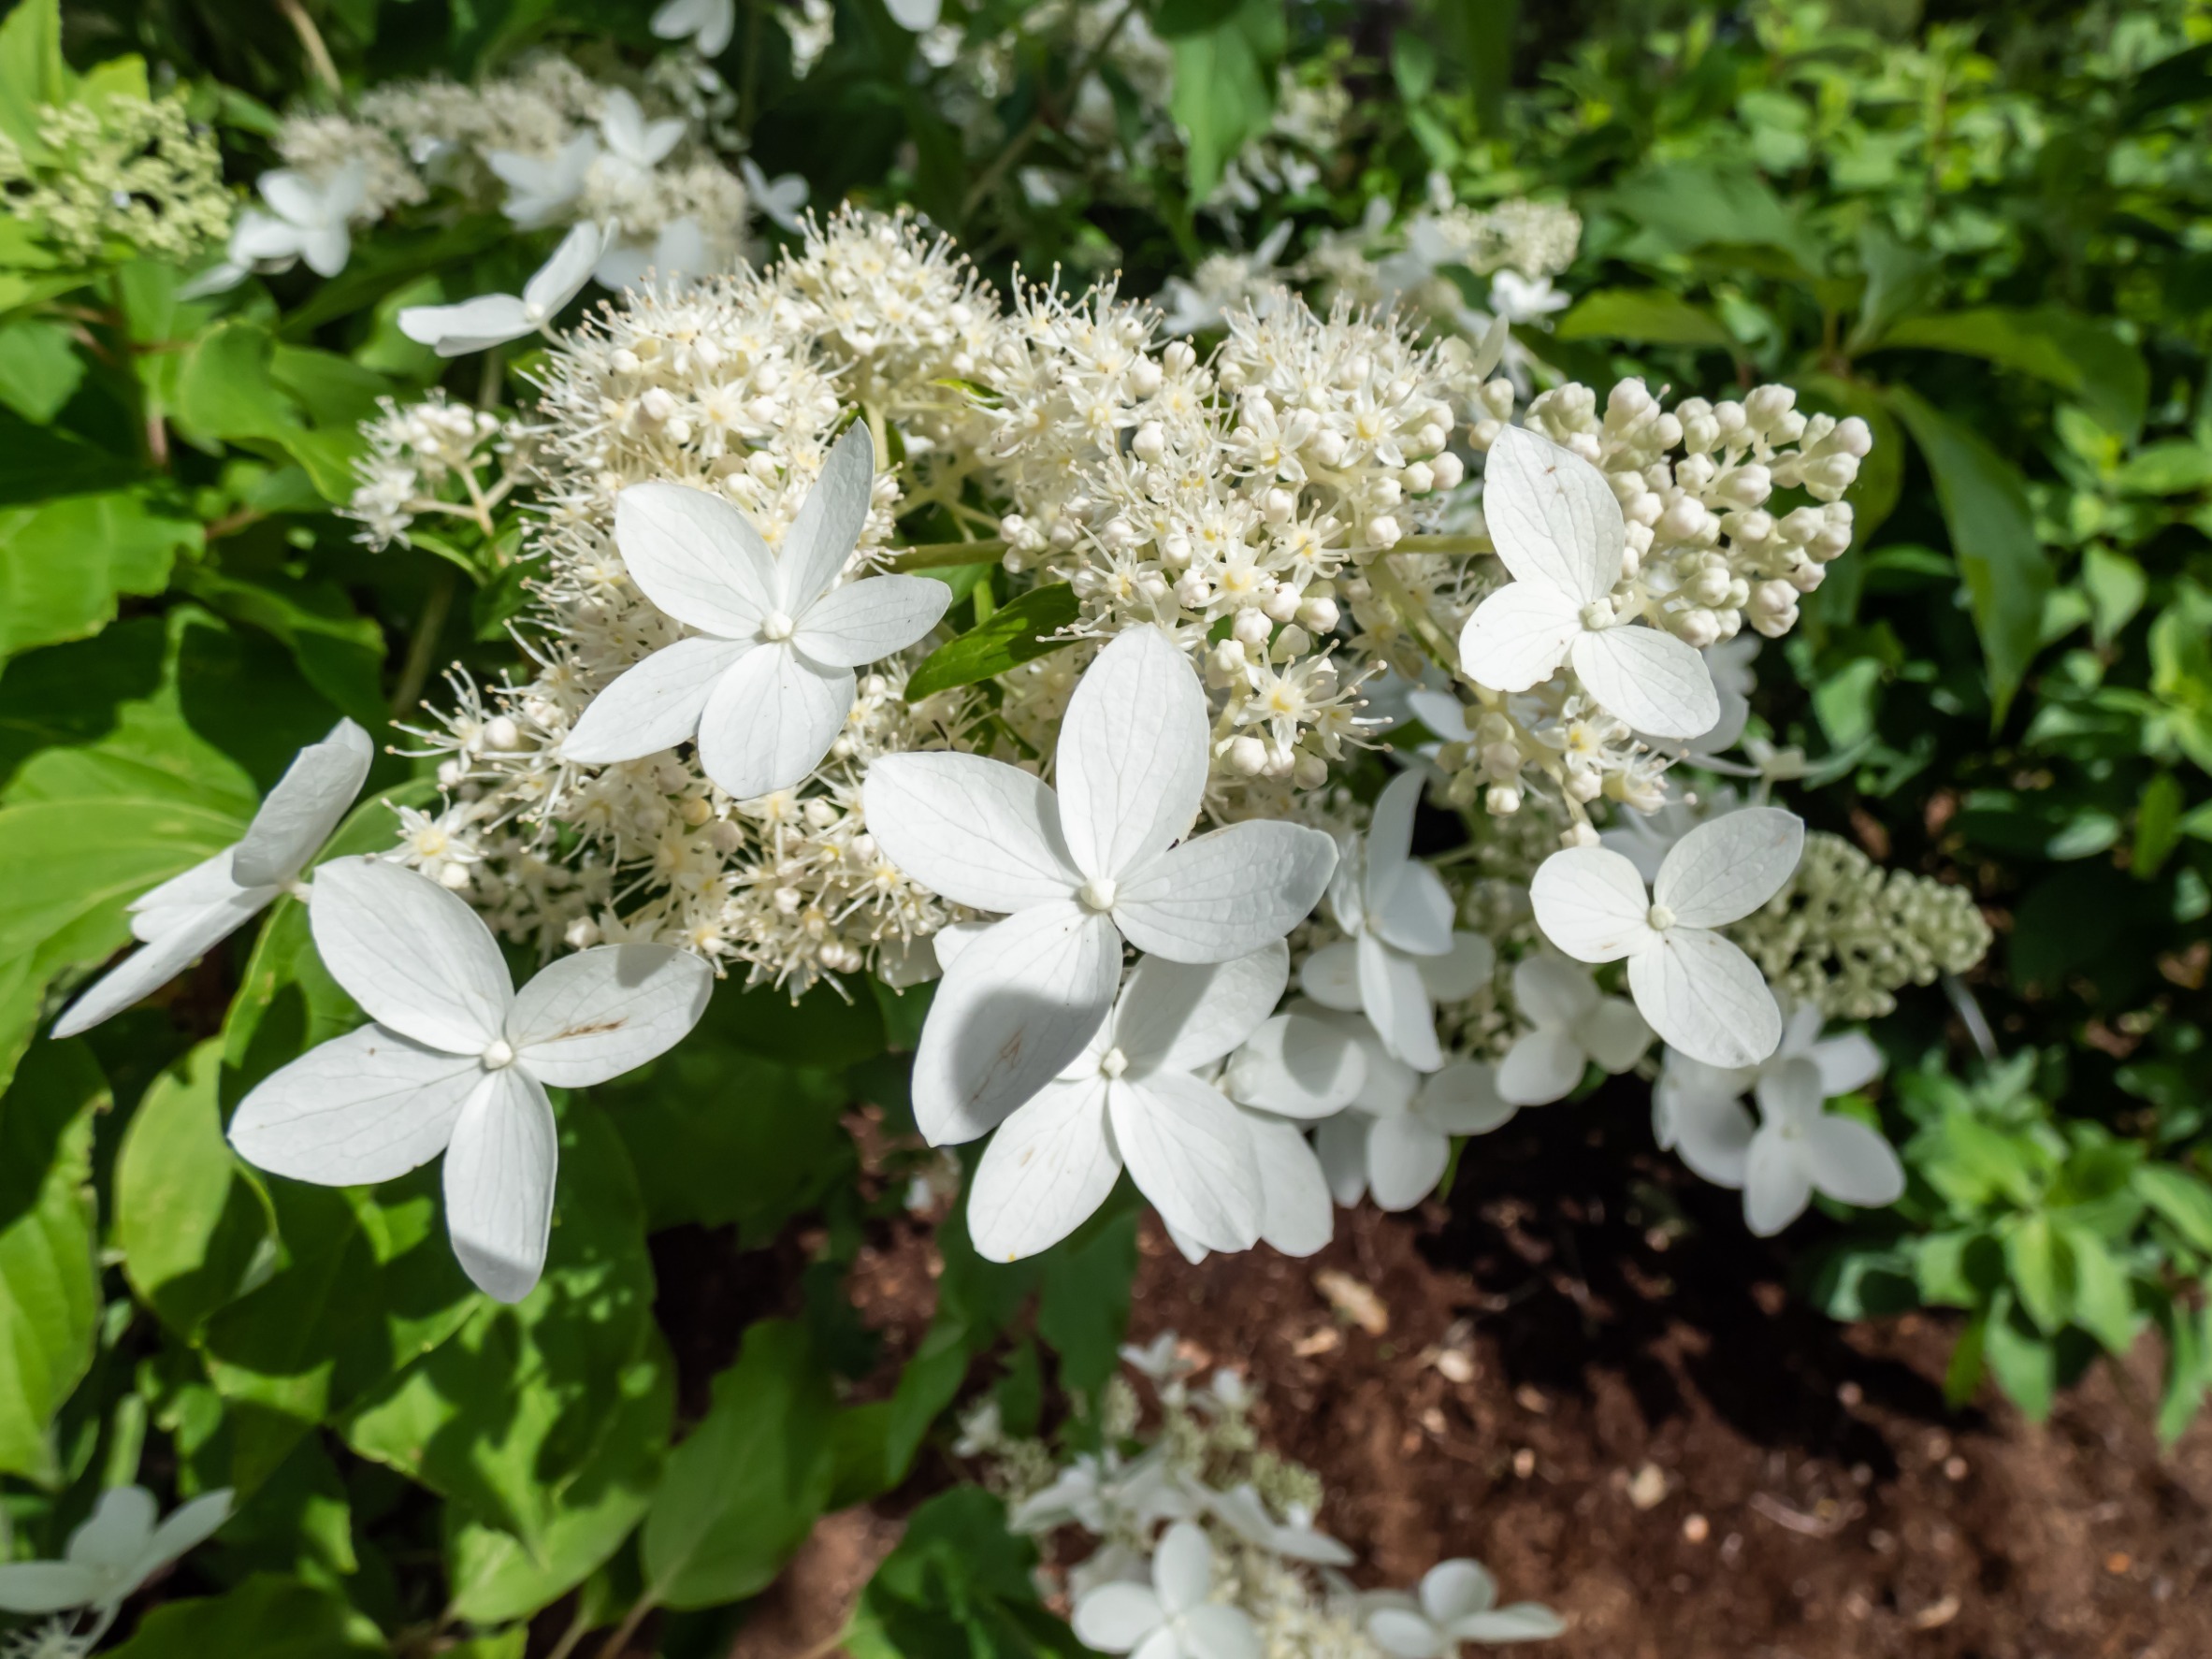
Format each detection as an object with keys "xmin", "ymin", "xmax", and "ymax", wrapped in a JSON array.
[
  {"xmin": 1402, "ymin": 461, "xmax": 1436, "ymax": 495},
  {"xmin": 1294, "ymin": 754, "xmax": 1328, "ymax": 789},
  {"xmin": 1174, "ymin": 571, "xmax": 1211, "ymax": 607},
  {"xmin": 1366, "ymin": 515, "xmax": 1403, "ymax": 548},
  {"xmin": 1275, "ymin": 624, "xmax": 1312, "ymax": 657},
  {"xmin": 1133, "ymin": 422, "xmax": 1165, "ymax": 463},
  {"xmin": 1744, "ymin": 384, "xmax": 1798, "ymax": 432},
  {"xmin": 1228, "ymin": 735, "xmax": 1268, "ymax": 774},
  {"xmin": 1233, "ymin": 610, "xmax": 1274, "ymax": 648},
  {"xmin": 1261, "ymin": 584, "xmax": 1301, "ymax": 623},
  {"xmin": 1486, "ymin": 785, "xmax": 1522, "ymax": 815},
  {"xmin": 1297, "ymin": 596, "xmax": 1339, "ymax": 632},
  {"xmin": 1129, "ymin": 359, "xmax": 1163, "ymax": 397},
  {"xmin": 1678, "ymin": 607, "xmax": 1722, "ymax": 648},
  {"xmin": 1430, "ymin": 452, "xmax": 1464, "ymax": 490},
  {"xmin": 1163, "ymin": 340, "xmax": 1196, "ymax": 375},
  {"xmin": 1262, "ymin": 487, "xmax": 1296, "ymax": 524}
]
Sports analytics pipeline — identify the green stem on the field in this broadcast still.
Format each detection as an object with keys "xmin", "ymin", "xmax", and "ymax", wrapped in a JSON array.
[
  {"xmin": 1365, "ymin": 555, "xmax": 1461, "ymax": 676},
  {"xmin": 389, "ymin": 566, "xmax": 457, "ymax": 720},
  {"xmin": 1396, "ymin": 532, "xmax": 1495, "ymax": 555},
  {"xmin": 591, "ymin": 1594, "xmax": 658, "ymax": 1659},
  {"xmin": 889, "ymin": 537, "xmax": 1005, "ymax": 571}
]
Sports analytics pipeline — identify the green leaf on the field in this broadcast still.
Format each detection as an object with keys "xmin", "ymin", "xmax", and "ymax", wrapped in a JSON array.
[
  {"xmin": 1554, "ymin": 289, "xmax": 1736, "ymax": 350},
  {"xmin": 115, "ymin": 1038, "xmax": 275, "ymax": 1334},
  {"xmin": 2060, "ymin": 1225, "xmax": 2136, "ymax": 1355},
  {"xmin": 0, "ymin": 491, "xmax": 200, "ymax": 664},
  {"xmin": 847, "ymin": 1488, "xmax": 1088, "ymax": 1659},
  {"xmin": 1873, "ymin": 308, "xmax": 2148, "ymax": 440},
  {"xmin": 1036, "ymin": 1205, "xmax": 1139, "ymax": 1392},
  {"xmin": 2080, "ymin": 546, "xmax": 2147, "ymax": 646},
  {"xmin": 1983, "ymin": 1297, "xmax": 2057, "ymax": 1421},
  {"xmin": 1601, "ymin": 163, "xmax": 1827, "ymax": 278},
  {"xmin": 2109, "ymin": 440, "xmax": 2212, "ymax": 497},
  {"xmin": 2132, "ymin": 772, "xmax": 2184, "ymax": 878},
  {"xmin": 175, "ymin": 567, "xmax": 387, "ymax": 729},
  {"xmin": 0, "ymin": 0, "xmax": 64, "ymax": 153},
  {"xmin": 0, "ymin": 406, "xmax": 142, "ymax": 507},
  {"xmin": 174, "ymin": 321, "xmax": 302, "ymax": 446},
  {"xmin": 343, "ymin": 1097, "xmax": 670, "ymax": 1570},
  {"xmin": 640, "ymin": 1320, "xmax": 834, "ymax": 1611},
  {"xmin": 2003, "ymin": 1215, "xmax": 2075, "ymax": 1334},
  {"xmin": 1884, "ymin": 385, "xmax": 2053, "ymax": 724},
  {"xmin": 0, "ymin": 317, "xmax": 83, "ymax": 423},
  {"xmin": 1168, "ymin": 0, "xmax": 1284, "ymax": 200},
  {"xmin": 0, "ymin": 1040, "xmax": 103, "ymax": 1485},
  {"xmin": 2155, "ymin": 1296, "xmax": 2212, "ymax": 1445},
  {"xmin": 2133, "ymin": 1164, "xmax": 2212, "ymax": 1255},
  {"xmin": 1149, "ymin": 0, "xmax": 1244, "ymax": 36},
  {"xmin": 106, "ymin": 1574, "xmax": 385, "ymax": 1658},
  {"xmin": 905, "ymin": 583, "xmax": 1080, "ymax": 701}
]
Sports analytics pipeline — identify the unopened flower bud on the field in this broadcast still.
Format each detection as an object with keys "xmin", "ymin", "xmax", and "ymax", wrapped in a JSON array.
[{"xmin": 1297, "ymin": 596, "xmax": 1339, "ymax": 632}]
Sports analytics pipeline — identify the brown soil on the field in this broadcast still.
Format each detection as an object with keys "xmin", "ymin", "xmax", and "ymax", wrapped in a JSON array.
[{"xmin": 1120, "ymin": 1102, "xmax": 2212, "ymax": 1659}]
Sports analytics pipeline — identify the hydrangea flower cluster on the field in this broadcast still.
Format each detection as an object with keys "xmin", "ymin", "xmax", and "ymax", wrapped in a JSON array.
[
  {"xmin": 0, "ymin": 93, "xmax": 229, "ymax": 266},
  {"xmin": 966, "ymin": 1334, "xmax": 1563, "ymax": 1658},
  {"xmin": 344, "ymin": 389, "xmax": 516, "ymax": 552}
]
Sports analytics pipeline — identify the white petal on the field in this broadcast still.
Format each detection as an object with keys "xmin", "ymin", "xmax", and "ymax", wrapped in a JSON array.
[
  {"xmin": 1405, "ymin": 688, "xmax": 1473, "ymax": 743},
  {"xmin": 228, "ymin": 1024, "xmax": 479, "ymax": 1184},
  {"xmin": 1663, "ymin": 1084, "xmax": 1756, "ymax": 1188},
  {"xmin": 1359, "ymin": 932, "xmax": 1440, "ymax": 1073},
  {"xmin": 1110, "ymin": 1074, "xmax": 1263, "ymax": 1255},
  {"xmin": 1511, "ymin": 952, "xmax": 1598, "ymax": 1029},
  {"xmin": 49, "ymin": 891, "xmax": 267, "ymax": 1039},
  {"xmin": 1812, "ymin": 1031, "xmax": 1885, "ymax": 1097},
  {"xmin": 926, "ymin": 919, "xmax": 992, "ymax": 974},
  {"xmin": 1454, "ymin": 1606, "xmax": 1567, "ymax": 1642},
  {"xmin": 1457, "ymin": 583, "xmax": 1580, "ymax": 694},
  {"xmin": 1371, "ymin": 859, "xmax": 1455, "ymax": 958},
  {"xmin": 967, "ymin": 1077, "xmax": 1120, "ymax": 1262},
  {"xmin": 1528, "ymin": 846, "xmax": 1654, "ymax": 964},
  {"xmin": 231, "ymin": 718, "xmax": 374, "ymax": 887},
  {"xmin": 1579, "ymin": 997, "xmax": 1654, "ymax": 1073},
  {"xmin": 1074, "ymin": 1583, "xmax": 1165, "ymax": 1653},
  {"xmin": 520, "ymin": 220, "xmax": 607, "ymax": 317},
  {"xmin": 1496, "ymin": 1029, "xmax": 1583, "ymax": 1106},
  {"xmin": 1114, "ymin": 945, "xmax": 1288, "ymax": 1075},
  {"xmin": 506, "ymin": 945, "xmax": 713, "ymax": 1087},
  {"xmin": 614, "ymin": 481, "xmax": 779, "ymax": 637},
  {"xmin": 1314, "ymin": 1110, "xmax": 1369, "ymax": 1205},
  {"xmin": 1298, "ymin": 941, "xmax": 1365, "ymax": 1013},
  {"xmin": 132, "ymin": 1491, "xmax": 234, "ymax": 1585},
  {"xmin": 297, "ymin": 224, "xmax": 352, "ymax": 278},
  {"xmin": 1365, "ymin": 1113, "xmax": 1448, "ymax": 1210},
  {"xmin": 1653, "ymin": 806, "xmax": 1804, "ymax": 929},
  {"xmin": 1421, "ymin": 1560, "xmax": 1498, "ymax": 1623},
  {"xmin": 562, "ymin": 635, "xmax": 752, "ymax": 764},
  {"xmin": 1415, "ymin": 931, "xmax": 1495, "ymax": 1001},
  {"xmin": 1246, "ymin": 1114, "xmax": 1333, "ymax": 1257},
  {"xmin": 1753, "ymin": 1056, "xmax": 1825, "ymax": 1129},
  {"xmin": 1417, "ymin": 1062, "xmax": 1516, "ymax": 1135},
  {"xmin": 1181, "ymin": 1604, "xmax": 1261, "ymax": 1659},
  {"xmin": 398, "ymin": 294, "xmax": 533, "ymax": 356},
  {"xmin": 778, "ymin": 423, "xmax": 876, "ymax": 611},
  {"xmin": 309, "ymin": 858, "xmax": 511, "ymax": 1053},
  {"xmin": 1056, "ymin": 628, "xmax": 1207, "ymax": 884},
  {"xmin": 910, "ymin": 903, "xmax": 1120, "ymax": 1144},
  {"xmin": 1742, "ymin": 1127, "xmax": 1813, "ymax": 1236},
  {"xmin": 1570, "ymin": 626, "xmax": 1720, "ymax": 741},
  {"xmin": 0, "ymin": 1563, "xmax": 102, "ymax": 1614},
  {"xmin": 1367, "ymin": 1609, "xmax": 1448, "ymax": 1659},
  {"xmin": 1803, "ymin": 1116, "xmax": 1906, "ymax": 1209},
  {"xmin": 1482, "ymin": 424, "xmax": 1622, "ymax": 603},
  {"xmin": 1224, "ymin": 1013, "xmax": 1363, "ymax": 1119},
  {"xmin": 129, "ymin": 848, "xmax": 250, "ymax": 941},
  {"xmin": 66, "ymin": 1488, "xmax": 156, "ymax": 1573},
  {"xmin": 1150, "ymin": 1521, "xmax": 1216, "ymax": 1615},
  {"xmin": 885, "ymin": 0, "xmax": 942, "ymax": 29},
  {"xmin": 861, "ymin": 752, "xmax": 1080, "ymax": 913},
  {"xmin": 1362, "ymin": 771, "xmax": 1423, "ymax": 916},
  {"xmin": 444, "ymin": 1068, "xmax": 557, "ymax": 1303},
  {"xmin": 1115, "ymin": 822, "xmax": 1337, "ymax": 964},
  {"xmin": 696, "ymin": 644, "xmax": 854, "ymax": 801},
  {"xmin": 1626, "ymin": 928, "xmax": 1780, "ymax": 1069},
  {"xmin": 792, "ymin": 574, "xmax": 950, "ymax": 669}
]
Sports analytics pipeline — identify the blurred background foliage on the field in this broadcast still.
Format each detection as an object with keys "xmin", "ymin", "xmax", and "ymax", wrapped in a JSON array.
[{"xmin": 0, "ymin": 0, "xmax": 2207, "ymax": 1652}]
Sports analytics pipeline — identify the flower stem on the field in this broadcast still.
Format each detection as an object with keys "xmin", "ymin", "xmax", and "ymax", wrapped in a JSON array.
[
  {"xmin": 389, "ymin": 567, "xmax": 456, "ymax": 720},
  {"xmin": 889, "ymin": 538, "xmax": 1005, "ymax": 572},
  {"xmin": 1396, "ymin": 532, "xmax": 1495, "ymax": 555},
  {"xmin": 275, "ymin": 0, "xmax": 343, "ymax": 97}
]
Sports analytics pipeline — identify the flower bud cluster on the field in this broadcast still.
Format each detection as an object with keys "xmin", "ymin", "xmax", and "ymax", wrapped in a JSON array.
[
  {"xmin": 1517, "ymin": 379, "xmax": 1871, "ymax": 648},
  {"xmin": 1728, "ymin": 830, "xmax": 1993, "ymax": 1018},
  {"xmin": 0, "ymin": 94, "xmax": 229, "ymax": 265},
  {"xmin": 343, "ymin": 391, "xmax": 514, "ymax": 551}
]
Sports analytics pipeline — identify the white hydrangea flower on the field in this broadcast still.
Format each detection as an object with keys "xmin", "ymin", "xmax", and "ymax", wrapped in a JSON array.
[
  {"xmin": 1458, "ymin": 424, "xmax": 1718, "ymax": 740},
  {"xmin": 563, "ymin": 424, "xmax": 949, "ymax": 799},
  {"xmin": 650, "ymin": 0, "xmax": 735, "ymax": 54},
  {"xmin": 0, "ymin": 1487, "xmax": 232, "ymax": 1633},
  {"xmin": 596, "ymin": 212, "xmax": 711, "ymax": 289},
  {"xmin": 485, "ymin": 132, "xmax": 599, "ymax": 229},
  {"xmin": 593, "ymin": 88, "xmax": 685, "ymax": 195},
  {"xmin": 183, "ymin": 160, "xmax": 368, "ymax": 295},
  {"xmin": 739, "ymin": 155, "xmax": 808, "ymax": 232},
  {"xmin": 1205, "ymin": 1484, "xmax": 1353, "ymax": 1567},
  {"xmin": 1299, "ymin": 772, "xmax": 1495, "ymax": 1072},
  {"xmin": 966, "ymin": 945, "xmax": 1289, "ymax": 1262},
  {"xmin": 864, "ymin": 627, "xmax": 1337, "ymax": 1145},
  {"xmin": 51, "ymin": 720, "xmax": 372, "ymax": 1038},
  {"xmin": 1009, "ymin": 1447, "xmax": 1192, "ymax": 1536},
  {"xmin": 1722, "ymin": 1058, "xmax": 1904, "ymax": 1234},
  {"xmin": 1074, "ymin": 1522, "xmax": 1261, "ymax": 1659},
  {"xmin": 1528, "ymin": 807, "xmax": 1802, "ymax": 1069},
  {"xmin": 398, "ymin": 220, "xmax": 608, "ymax": 356},
  {"xmin": 1494, "ymin": 952, "xmax": 1651, "ymax": 1106},
  {"xmin": 228, "ymin": 858, "xmax": 711, "ymax": 1302},
  {"xmin": 1365, "ymin": 1560, "xmax": 1564, "ymax": 1654},
  {"xmin": 1316, "ymin": 1020, "xmax": 1514, "ymax": 1211}
]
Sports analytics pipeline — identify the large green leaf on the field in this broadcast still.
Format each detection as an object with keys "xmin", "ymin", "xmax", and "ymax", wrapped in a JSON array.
[
  {"xmin": 0, "ymin": 317, "xmax": 83, "ymax": 423},
  {"xmin": 1884, "ymin": 386, "xmax": 2052, "ymax": 724},
  {"xmin": 1167, "ymin": 0, "xmax": 1285, "ymax": 200},
  {"xmin": 0, "ymin": 491, "xmax": 200, "ymax": 666},
  {"xmin": 846, "ymin": 1488, "xmax": 1089, "ymax": 1659},
  {"xmin": 0, "ymin": 1040, "xmax": 104, "ymax": 1485},
  {"xmin": 106, "ymin": 1574, "xmax": 386, "ymax": 1658},
  {"xmin": 344, "ymin": 1098, "xmax": 670, "ymax": 1570},
  {"xmin": 0, "ymin": 0, "xmax": 64, "ymax": 153},
  {"xmin": 639, "ymin": 1320, "xmax": 834, "ymax": 1611},
  {"xmin": 1554, "ymin": 289, "xmax": 1736, "ymax": 350},
  {"xmin": 905, "ymin": 583, "xmax": 1080, "ymax": 701},
  {"xmin": 1872, "ymin": 307, "xmax": 2148, "ymax": 440}
]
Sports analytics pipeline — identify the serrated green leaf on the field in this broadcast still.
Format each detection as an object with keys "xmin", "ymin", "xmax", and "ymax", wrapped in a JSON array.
[
  {"xmin": 905, "ymin": 582, "xmax": 1079, "ymax": 701},
  {"xmin": 0, "ymin": 1040, "xmax": 103, "ymax": 1485}
]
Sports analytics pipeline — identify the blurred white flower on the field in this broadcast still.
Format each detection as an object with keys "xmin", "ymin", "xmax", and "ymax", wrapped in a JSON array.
[
  {"xmin": 650, "ymin": 0, "xmax": 735, "ymax": 54},
  {"xmin": 0, "ymin": 1486, "xmax": 232, "ymax": 1636},
  {"xmin": 1073, "ymin": 1522, "xmax": 1260, "ymax": 1659},
  {"xmin": 1366, "ymin": 1559, "xmax": 1564, "ymax": 1654},
  {"xmin": 1317, "ymin": 1022, "xmax": 1514, "ymax": 1211},
  {"xmin": 399, "ymin": 221, "xmax": 609, "ymax": 355},
  {"xmin": 485, "ymin": 132, "xmax": 599, "ymax": 229},
  {"xmin": 228, "ymin": 858, "xmax": 712, "ymax": 1301},
  {"xmin": 740, "ymin": 156, "xmax": 809, "ymax": 233},
  {"xmin": 1529, "ymin": 807, "xmax": 1801, "ymax": 1068},
  {"xmin": 1495, "ymin": 953, "xmax": 1650, "ymax": 1106},
  {"xmin": 182, "ymin": 161, "xmax": 368, "ymax": 294}
]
